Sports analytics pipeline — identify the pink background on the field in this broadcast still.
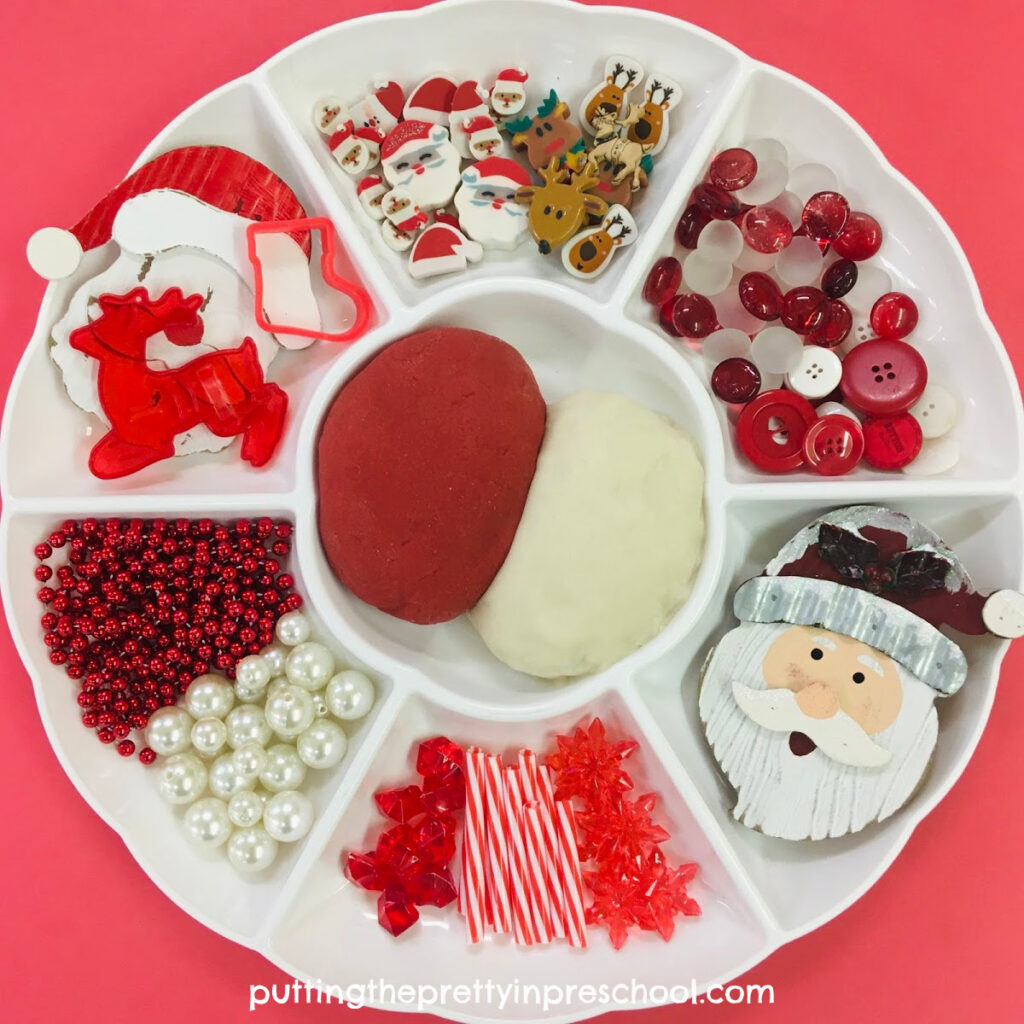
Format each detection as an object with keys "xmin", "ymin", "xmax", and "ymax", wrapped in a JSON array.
[{"xmin": 1, "ymin": 0, "xmax": 1021, "ymax": 1020}]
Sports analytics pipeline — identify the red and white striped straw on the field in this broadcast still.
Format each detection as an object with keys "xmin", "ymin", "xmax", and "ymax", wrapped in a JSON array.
[
  {"xmin": 519, "ymin": 751, "xmax": 567, "ymax": 939},
  {"xmin": 554, "ymin": 799, "xmax": 588, "ymax": 948},
  {"xmin": 522, "ymin": 802, "xmax": 560, "ymax": 943},
  {"xmin": 483, "ymin": 754, "xmax": 513, "ymax": 934},
  {"xmin": 505, "ymin": 766, "xmax": 546, "ymax": 943},
  {"xmin": 461, "ymin": 746, "xmax": 488, "ymax": 943}
]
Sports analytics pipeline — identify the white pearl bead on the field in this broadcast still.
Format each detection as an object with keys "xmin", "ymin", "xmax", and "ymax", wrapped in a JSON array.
[
  {"xmin": 227, "ymin": 826, "xmax": 278, "ymax": 872},
  {"xmin": 325, "ymin": 670, "xmax": 375, "ymax": 721},
  {"xmin": 263, "ymin": 790, "xmax": 315, "ymax": 843},
  {"xmin": 284, "ymin": 642, "xmax": 335, "ymax": 690},
  {"xmin": 208, "ymin": 752, "xmax": 257, "ymax": 800},
  {"xmin": 234, "ymin": 655, "xmax": 271, "ymax": 698},
  {"xmin": 275, "ymin": 610, "xmax": 311, "ymax": 647},
  {"xmin": 233, "ymin": 676, "xmax": 265, "ymax": 704},
  {"xmin": 157, "ymin": 752, "xmax": 207, "ymax": 805},
  {"xmin": 297, "ymin": 719, "xmax": 348, "ymax": 769},
  {"xmin": 228, "ymin": 790, "xmax": 265, "ymax": 828},
  {"xmin": 260, "ymin": 644, "xmax": 288, "ymax": 678},
  {"xmin": 191, "ymin": 716, "xmax": 228, "ymax": 757},
  {"xmin": 232, "ymin": 741, "xmax": 268, "ymax": 780},
  {"xmin": 184, "ymin": 675, "xmax": 235, "ymax": 719},
  {"xmin": 311, "ymin": 692, "xmax": 329, "ymax": 718},
  {"xmin": 183, "ymin": 797, "xmax": 232, "ymax": 847},
  {"xmin": 145, "ymin": 705, "xmax": 194, "ymax": 756},
  {"xmin": 225, "ymin": 704, "xmax": 272, "ymax": 750},
  {"xmin": 259, "ymin": 744, "xmax": 307, "ymax": 792},
  {"xmin": 264, "ymin": 684, "xmax": 316, "ymax": 739}
]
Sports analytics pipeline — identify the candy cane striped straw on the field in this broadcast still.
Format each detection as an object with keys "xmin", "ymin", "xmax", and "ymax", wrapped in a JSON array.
[
  {"xmin": 504, "ymin": 766, "xmax": 545, "ymax": 944},
  {"xmin": 483, "ymin": 754, "xmax": 513, "ymax": 934},
  {"xmin": 523, "ymin": 802, "xmax": 560, "ymax": 944},
  {"xmin": 462, "ymin": 746, "xmax": 488, "ymax": 943},
  {"xmin": 555, "ymin": 800, "xmax": 588, "ymax": 948},
  {"xmin": 519, "ymin": 751, "xmax": 567, "ymax": 939}
]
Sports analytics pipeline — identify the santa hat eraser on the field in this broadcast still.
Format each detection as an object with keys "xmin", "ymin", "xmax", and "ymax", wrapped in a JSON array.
[
  {"xmin": 368, "ymin": 80, "xmax": 405, "ymax": 123},
  {"xmin": 463, "ymin": 115, "xmax": 496, "ymax": 135},
  {"xmin": 403, "ymin": 76, "xmax": 457, "ymax": 124}
]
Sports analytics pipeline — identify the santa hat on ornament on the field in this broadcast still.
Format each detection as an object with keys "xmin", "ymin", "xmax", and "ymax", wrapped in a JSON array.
[
  {"xmin": 26, "ymin": 145, "xmax": 309, "ymax": 281},
  {"xmin": 461, "ymin": 156, "xmax": 531, "ymax": 191},
  {"xmin": 381, "ymin": 120, "xmax": 450, "ymax": 163},
  {"xmin": 403, "ymin": 76, "xmax": 457, "ymax": 124},
  {"xmin": 408, "ymin": 222, "xmax": 483, "ymax": 280},
  {"xmin": 366, "ymin": 80, "xmax": 404, "ymax": 124},
  {"xmin": 494, "ymin": 67, "xmax": 528, "ymax": 92},
  {"xmin": 732, "ymin": 505, "xmax": 1024, "ymax": 698}
]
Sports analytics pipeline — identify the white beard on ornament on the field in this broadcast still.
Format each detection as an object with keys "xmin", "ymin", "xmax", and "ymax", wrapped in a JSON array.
[{"xmin": 699, "ymin": 621, "xmax": 938, "ymax": 841}]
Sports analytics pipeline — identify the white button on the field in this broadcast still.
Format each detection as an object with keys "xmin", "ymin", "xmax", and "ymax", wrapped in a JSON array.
[
  {"xmin": 901, "ymin": 436, "xmax": 960, "ymax": 476},
  {"xmin": 775, "ymin": 236, "xmax": 824, "ymax": 287},
  {"xmin": 697, "ymin": 220, "xmax": 744, "ymax": 264},
  {"xmin": 750, "ymin": 325, "xmax": 803, "ymax": 375},
  {"xmin": 816, "ymin": 401, "xmax": 860, "ymax": 422},
  {"xmin": 910, "ymin": 383, "xmax": 957, "ymax": 439},
  {"xmin": 785, "ymin": 346, "xmax": 842, "ymax": 399},
  {"xmin": 683, "ymin": 249, "xmax": 732, "ymax": 295},
  {"xmin": 703, "ymin": 328, "xmax": 751, "ymax": 365},
  {"xmin": 983, "ymin": 589, "xmax": 1024, "ymax": 639}
]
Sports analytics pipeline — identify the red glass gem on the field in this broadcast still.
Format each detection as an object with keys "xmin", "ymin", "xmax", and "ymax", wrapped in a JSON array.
[
  {"xmin": 841, "ymin": 338, "xmax": 928, "ymax": 415},
  {"xmin": 832, "ymin": 210, "xmax": 883, "ymax": 261},
  {"xmin": 67, "ymin": 288, "xmax": 288, "ymax": 480},
  {"xmin": 415, "ymin": 736, "xmax": 464, "ymax": 781},
  {"xmin": 413, "ymin": 813, "xmax": 458, "ymax": 866},
  {"xmin": 781, "ymin": 286, "xmax": 830, "ymax": 334},
  {"xmin": 674, "ymin": 204, "xmax": 711, "ymax": 249},
  {"xmin": 805, "ymin": 299, "xmax": 852, "ymax": 348},
  {"xmin": 802, "ymin": 415, "xmax": 865, "ymax": 476},
  {"xmin": 862, "ymin": 413, "xmax": 923, "ymax": 469},
  {"xmin": 821, "ymin": 258, "xmax": 857, "ymax": 299},
  {"xmin": 405, "ymin": 867, "xmax": 458, "ymax": 908},
  {"xmin": 374, "ymin": 784, "xmax": 425, "ymax": 824},
  {"xmin": 421, "ymin": 775, "xmax": 466, "ymax": 815},
  {"xmin": 870, "ymin": 292, "xmax": 919, "ymax": 339},
  {"xmin": 346, "ymin": 850, "xmax": 392, "ymax": 891},
  {"xmin": 692, "ymin": 182, "xmax": 743, "ymax": 221},
  {"xmin": 547, "ymin": 717, "xmax": 638, "ymax": 804},
  {"xmin": 736, "ymin": 389, "xmax": 817, "ymax": 472},
  {"xmin": 643, "ymin": 256, "xmax": 682, "ymax": 307},
  {"xmin": 711, "ymin": 358, "xmax": 761, "ymax": 404},
  {"xmin": 663, "ymin": 293, "xmax": 718, "ymax": 339},
  {"xmin": 802, "ymin": 191, "xmax": 850, "ymax": 242},
  {"xmin": 378, "ymin": 885, "xmax": 419, "ymax": 936},
  {"xmin": 709, "ymin": 148, "xmax": 757, "ymax": 191},
  {"xmin": 741, "ymin": 206, "xmax": 793, "ymax": 254},
  {"xmin": 738, "ymin": 272, "xmax": 783, "ymax": 320}
]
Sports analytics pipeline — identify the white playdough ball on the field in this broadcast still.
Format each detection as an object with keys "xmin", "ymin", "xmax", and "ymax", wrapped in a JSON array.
[{"xmin": 468, "ymin": 390, "xmax": 705, "ymax": 678}]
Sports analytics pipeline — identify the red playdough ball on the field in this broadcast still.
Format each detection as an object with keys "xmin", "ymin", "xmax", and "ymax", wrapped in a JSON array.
[{"xmin": 316, "ymin": 328, "xmax": 546, "ymax": 624}]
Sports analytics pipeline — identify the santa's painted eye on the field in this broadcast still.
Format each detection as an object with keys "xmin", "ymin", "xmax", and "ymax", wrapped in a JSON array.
[
  {"xmin": 396, "ymin": 162, "xmax": 409, "ymax": 170},
  {"xmin": 419, "ymin": 151, "xmax": 433, "ymax": 161},
  {"xmin": 852, "ymin": 672, "xmax": 865, "ymax": 684},
  {"xmin": 810, "ymin": 648, "xmax": 824, "ymax": 660},
  {"xmin": 482, "ymin": 191, "xmax": 494, "ymax": 198}
]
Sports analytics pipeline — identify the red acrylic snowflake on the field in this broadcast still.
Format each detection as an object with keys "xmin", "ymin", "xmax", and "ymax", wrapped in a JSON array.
[
  {"xmin": 576, "ymin": 792, "xmax": 670, "ymax": 869},
  {"xmin": 546, "ymin": 717, "xmax": 638, "ymax": 804}
]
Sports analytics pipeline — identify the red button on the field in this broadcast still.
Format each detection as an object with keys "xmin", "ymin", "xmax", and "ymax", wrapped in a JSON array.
[
  {"xmin": 802, "ymin": 415, "xmax": 865, "ymax": 476},
  {"xmin": 736, "ymin": 389, "xmax": 817, "ymax": 472},
  {"xmin": 840, "ymin": 338, "xmax": 927, "ymax": 416},
  {"xmin": 862, "ymin": 413, "xmax": 923, "ymax": 469}
]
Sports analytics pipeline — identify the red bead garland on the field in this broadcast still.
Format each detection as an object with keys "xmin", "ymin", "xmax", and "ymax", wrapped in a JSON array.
[{"xmin": 33, "ymin": 517, "xmax": 299, "ymax": 760}]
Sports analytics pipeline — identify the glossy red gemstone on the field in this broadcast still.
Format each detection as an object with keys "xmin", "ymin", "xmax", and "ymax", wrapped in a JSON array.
[
  {"xmin": 711, "ymin": 358, "xmax": 761, "ymax": 404},
  {"xmin": 415, "ymin": 736, "xmax": 464, "ymax": 780},
  {"xmin": 841, "ymin": 338, "xmax": 928, "ymax": 415},
  {"xmin": 738, "ymin": 272, "xmax": 783, "ymax": 320},
  {"xmin": 862, "ymin": 413, "xmax": 923, "ymax": 469},
  {"xmin": 374, "ymin": 785, "xmax": 425, "ymax": 824},
  {"xmin": 821, "ymin": 258, "xmax": 858, "ymax": 299},
  {"xmin": 675, "ymin": 203, "xmax": 711, "ymax": 248},
  {"xmin": 806, "ymin": 299, "xmax": 852, "ymax": 348},
  {"xmin": 870, "ymin": 292, "xmax": 919, "ymax": 339},
  {"xmin": 802, "ymin": 191, "xmax": 850, "ymax": 242},
  {"xmin": 421, "ymin": 775, "xmax": 466, "ymax": 815},
  {"xmin": 709, "ymin": 148, "xmax": 757, "ymax": 190},
  {"xmin": 781, "ymin": 286, "xmax": 830, "ymax": 334},
  {"xmin": 405, "ymin": 867, "xmax": 458, "ymax": 908},
  {"xmin": 378, "ymin": 885, "xmax": 419, "ymax": 936},
  {"xmin": 741, "ymin": 205, "xmax": 793, "ymax": 254},
  {"xmin": 643, "ymin": 256, "xmax": 682, "ymax": 307},
  {"xmin": 692, "ymin": 182, "xmax": 743, "ymax": 221},
  {"xmin": 832, "ymin": 210, "xmax": 883, "ymax": 261},
  {"xmin": 664, "ymin": 292, "xmax": 717, "ymax": 338},
  {"xmin": 375, "ymin": 824, "xmax": 421, "ymax": 876},
  {"xmin": 347, "ymin": 850, "xmax": 394, "ymax": 891},
  {"xmin": 802, "ymin": 415, "xmax": 865, "ymax": 476},
  {"xmin": 736, "ymin": 389, "xmax": 817, "ymax": 472}
]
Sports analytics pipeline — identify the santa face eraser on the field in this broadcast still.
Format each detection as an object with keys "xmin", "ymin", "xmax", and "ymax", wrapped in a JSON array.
[
  {"xmin": 380, "ymin": 218, "xmax": 415, "ymax": 253},
  {"xmin": 356, "ymin": 175, "xmax": 387, "ymax": 221},
  {"xmin": 379, "ymin": 121, "xmax": 461, "ymax": 211},
  {"xmin": 448, "ymin": 80, "xmax": 490, "ymax": 158},
  {"xmin": 347, "ymin": 80, "xmax": 404, "ymax": 141},
  {"xmin": 488, "ymin": 67, "xmax": 529, "ymax": 119},
  {"xmin": 454, "ymin": 158, "xmax": 531, "ymax": 251},
  {"xmin": 313, "ymin": 95, "xmax": 348, "ymax": 135}
]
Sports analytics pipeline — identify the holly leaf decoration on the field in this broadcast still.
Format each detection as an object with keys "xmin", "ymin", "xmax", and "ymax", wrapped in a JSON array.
[
  {"xmin": 817, "ymin": 523, "xmax": 879, "ymax": 581},
  {"xmin": 890, "ymin": 549, "xmax": 951, "ymax": 593}
]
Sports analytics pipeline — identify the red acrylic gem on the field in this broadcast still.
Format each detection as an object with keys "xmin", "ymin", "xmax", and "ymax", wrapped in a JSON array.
[
  {"xmin": 421, "ymin": 774, "xmax": 466, "ymax": 815},
  {"xmin": 68, "ymin": 288, "xmax": 288, "ymax": 480},
  {"xmin": 643, "ymin": 256, "xmax": 682, "ymax": 307},
  {"xmin": 741, "ymin": 206, "xmax": 793, "ymax": 253},
  {"xmin": 821, "ymin": 258, "xmax": 858, "ymax": 299},
  {"xmin": 547, "ymin": 717, "xmax": 638, "ymax": 804},
  {"xmin": 832, "ymin": 210, "xmax": 883, "ymax": 261},
  {"xmin": 378, "ymin": 885, "xmax": 420, "ymax": 936},
  {"xmin": 709, "ymin": 148, "xmax": 757, "ymax": 191},
  {"xmin": 415, "ymin": 736, "xmax": 464, "ymax": 781},
  {"xmin": 374, "ymin": 784, "xmax": 425, "ymax": 824},
  {"xmin": 781, "ymin": 286, "xmax": 830, "ymax": 334},
  {"xmin": 346, "ymin": 850, "xmax": 396, "ymax": 891},
  {"xmin": 674, "ymin": 203, "xmax": 711, "ymax": 249},
  {"xmin": 413, "ymin": 813, "xmax": 458, "ymax": 866},
  {"xmin": 711, "ymin": 358, "xmax": 761, "ymax": 404},
  {"xmin": 375, "ymin": 824, "xmax": 421, "ymax": 876},
  {"xmin": 806, "ymin": 299, "xmax": 852, "ymax": 348},
  {"xmin": 738, "ymin": 272, "xmax": 783, "ymax": 320},
  {"xmin": 692, "ymin": 182, "xmax": 743, "ymax": 221},
  {"xmin": 862, "ymin": 413, "xmax": 923, "ymax": 469},
  {"xmin": 663, "ymin": 293, "xmax": 718, "ymax": 339},
  {"xmin": 870, "ymin": 292, "xmax": 919, "ymax": 339},
  {"xmin": 801, "ymin": 191, "xmax": 850, "ymax": 242},
  {"xmin": 405, "ymin": 867, "xmax": 458, "ymax": 908}
]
